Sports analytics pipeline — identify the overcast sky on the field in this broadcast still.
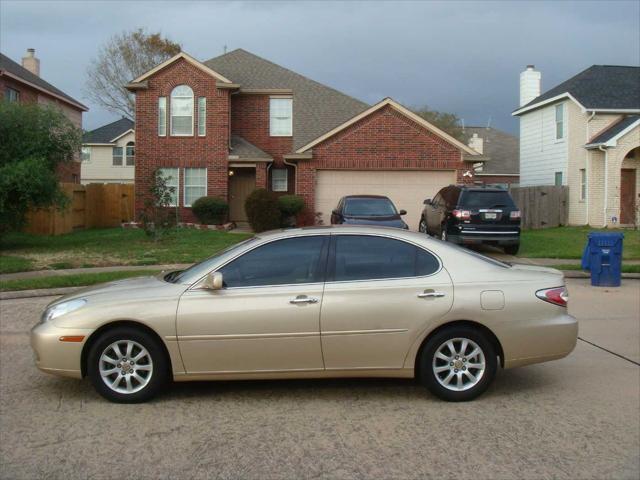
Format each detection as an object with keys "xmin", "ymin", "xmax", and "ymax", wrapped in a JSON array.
[{"xmin": 1, "ymin": 0, "xmax": 638, "ymax": 134}]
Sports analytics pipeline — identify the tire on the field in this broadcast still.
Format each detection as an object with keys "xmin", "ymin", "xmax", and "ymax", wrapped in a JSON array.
[
  {"xmin": 504, "ymin": 244, "xmax": 520, "ymax": 255},
  {"xmin": 440, "ymin": 227, "xmax": 447, "ymax": 242},
  {"xmin": 87, "ymin": 326, "xmax": 169, "ymax": 403},
  {"xmin": 418, "ymin": 326, "xmax": 497, "ymax": 402},
  {"xmin": 419, "ymin": 218, "xmax": 428, "ymax": 235}
]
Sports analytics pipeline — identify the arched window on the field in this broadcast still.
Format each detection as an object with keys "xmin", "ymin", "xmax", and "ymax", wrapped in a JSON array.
[
  {"xmin": 170, "ymin": 85, "xmax": 194, "ymax": 136},
  {"xmin": 125, "ymin": 141, "xmax": 135, "ymax": 166}
]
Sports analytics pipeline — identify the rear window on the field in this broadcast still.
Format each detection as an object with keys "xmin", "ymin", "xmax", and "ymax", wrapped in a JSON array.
[
  {"xmin": 459, "ymin": 191, "xmax": 515, "ymax": 209},
  {"xmin": 344, "ymin": 198, "xmax": 397, "ymax": 216}
]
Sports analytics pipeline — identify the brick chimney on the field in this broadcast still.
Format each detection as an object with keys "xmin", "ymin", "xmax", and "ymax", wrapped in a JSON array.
[
  {"xmin": 22, "ymin": 48, "xmax": 40, "ymax": 76},
  {"xmin": 519, "ymin": 65, "xmax": 541, "ymax": 107}
]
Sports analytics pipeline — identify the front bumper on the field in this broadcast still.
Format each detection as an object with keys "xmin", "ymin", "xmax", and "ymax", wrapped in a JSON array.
[{"xmin": 30, "ymin": 321, "xmax": 93, "ymax": 379}]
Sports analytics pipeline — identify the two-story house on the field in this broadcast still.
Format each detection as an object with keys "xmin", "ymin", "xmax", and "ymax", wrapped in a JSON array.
[
  {"xmin": 125, "ymin": 49, "xmax": 479, "ymax": 228},
  {"xmin": 0, "ymin": 49, "xmax": 88, "ymax": 183},
  {"xmin": 464, "ymin": 126, "xmax": 519, "ymax": 187},
  {"xmin": 513, "ymin": 65, "xmax": 639, "ymax": 227},
  {"xmin": 81, "ymin": 118, "xmax": 135, "ymax": 184}
]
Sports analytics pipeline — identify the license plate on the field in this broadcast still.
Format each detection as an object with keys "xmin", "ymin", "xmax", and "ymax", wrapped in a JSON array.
[{"xmin": 485, "ymin": 213, "xmax": 497, "ymax": 219}]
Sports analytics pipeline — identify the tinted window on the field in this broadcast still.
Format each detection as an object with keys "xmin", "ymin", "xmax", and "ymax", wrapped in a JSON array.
[
  {"xmin": 333, "ymin": 236, "xmax": 439, "ymax": 281},
  {"xmin": 220, "ymin": 236, "xmax": 326, "ymax": 287},
  {"xmin": 459, "ymin": 191, "xmax": 515, "ymax": 209},
  {"xmin": 343, "ymin": 198, "xmax": 397, "ymax": 216}
]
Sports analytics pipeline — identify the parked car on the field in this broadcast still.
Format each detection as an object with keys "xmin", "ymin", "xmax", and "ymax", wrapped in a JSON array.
[
  {"xmin": 331, "ymin": 195, "xmax": 408, "ymax": 229},
  {"xmin": 419, "ymin": 185, "xmax": 521, "ymax": 254},
  {"xmin": 32, "ymin": 226, "xmax": 577, "ymax": 403}
]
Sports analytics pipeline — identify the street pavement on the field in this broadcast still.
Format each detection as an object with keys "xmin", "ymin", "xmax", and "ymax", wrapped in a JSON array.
[{"xmin": 0, "ymin": 278, "xmax": 638, "ymax": 479}]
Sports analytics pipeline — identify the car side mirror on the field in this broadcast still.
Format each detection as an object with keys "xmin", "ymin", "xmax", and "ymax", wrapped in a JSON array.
[
  {"xmin": 202, "ymin": 271, "xmax": 223, "ymax": 290},
  {"xmin": 423, "ymin": 198, "xmax": 432, "ymax": 205},
  {"xmin": 399, "ymin": 209, "xmax": 407, "ymax": 215},
  {"xmin": 332, "ymin": 209, "xmax": 340, "ymax": 216}
]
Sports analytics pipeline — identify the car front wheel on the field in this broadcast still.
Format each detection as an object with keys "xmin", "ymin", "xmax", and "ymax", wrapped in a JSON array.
[
  {"xmin": 418, "ymin": 326, "xmax": 497, "ymax": 401},
  {"xmin": 87, "ymin": 326, "xmax": 168, "ymax": 403},
  {"xmin": 419, "ymin": 218, "xmax": 428, "ymax": 234}
]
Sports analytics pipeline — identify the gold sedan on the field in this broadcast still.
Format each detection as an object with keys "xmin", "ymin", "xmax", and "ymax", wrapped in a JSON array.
[{"xmin": 31, "ymin": 226, "xmax": 577, "ymax": 403}]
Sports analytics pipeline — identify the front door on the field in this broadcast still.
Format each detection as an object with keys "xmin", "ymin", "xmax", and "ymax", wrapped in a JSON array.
[
  {"xmin": 176, "ymin": 235, "xmax": 328, "ymax": 374},
  {"xmin": 320, "ymin": 234, "xmax": 453, "ymax": 370},
  {"xmin": 620, "ymin": 169, "xmax": 637, "ymax": 225},
  {"xmin": 228, "ymin": 168, "xmax": 256, "ymax": 222}
]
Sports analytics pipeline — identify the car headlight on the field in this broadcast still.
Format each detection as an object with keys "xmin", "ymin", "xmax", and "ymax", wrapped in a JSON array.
[{"xmin": 42, "ymin": 299, "xmax": 87, "ymax": 323}]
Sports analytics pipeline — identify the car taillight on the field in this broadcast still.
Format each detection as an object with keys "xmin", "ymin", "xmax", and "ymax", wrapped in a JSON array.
[
  {"xmin": 452, "ymin": 209, "xmax": 471, "ymax": 220},
  {"xmin": 536, "ymin": 287, "xmax": 568, "ymax": 307},
  {"xmin": 510, "ymin": 210, "xmax": 521, "ymax": 219}
]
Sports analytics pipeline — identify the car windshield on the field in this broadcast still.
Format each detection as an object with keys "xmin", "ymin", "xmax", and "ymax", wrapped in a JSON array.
[
  {"xmin": 459, "ymin": 191, "xmax": 516, "ymax": 209},
  {"xmin": 344, "ymin": 198, "xmax": 397, "ymax": 216},
  {"xmin": 167, "ymin": 237, "xmax": 258, "ymax": 284}
]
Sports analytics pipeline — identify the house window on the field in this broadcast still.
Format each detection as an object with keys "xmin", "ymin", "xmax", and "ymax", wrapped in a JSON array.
[
  {"xmin": 198, "ymin": 97, "xmax": 206, "ymax": 136},
  {"xmin": 270, "ymin": 97, "xmax": 292, "ymax": 136},
  {"xmin": 158, "ymin": 97, "xmax": 167, "ymax": 136},
  {"xmin": 112, "ymin": 147, "xmax": 123, "ymax": 166},
  {"xmin": 125, "ymin": 142, "xmax": 135, "ymax": 166},
  {"xmin": 81, "ymin": 147, "xmax": 91, "ymax": 162},
  {"xmin": 158, "ymin": 168, "xmax": 179, "ymax": 207},
  {"xmin": 272, "ymin": 168, "xmax": 288, "ymax": 192},
  {"xmin": 5, "ymin": 88, "xmax": 19, "ymax": 102},
  {"xmin": 580, "ymin": 168, "xmax": 586, "ymax": 200},
  {"xmin": 184, "ymin": 168, "xmax": 207, "ymax": 207},
  {"xmin": 555, "ymin": 171, "xmax": 563, "ymax": 186},
  {"xmin": 555, "ymin": 104, "xmax": 564, "ymax": 140},
  {"xmin": 170, "ymin": 85, "xmax": 194, "ymax": 136}
]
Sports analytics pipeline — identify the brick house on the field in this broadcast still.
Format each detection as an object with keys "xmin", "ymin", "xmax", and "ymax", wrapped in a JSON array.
[
  {"xmin": 126, "ymin": 49, "xmax": 478, "ymax": 228},
  {"xmin": 0, "ymin": 49, "xmax": 88, "ymax": 183},
  {"xmin": 464, "ymin": 126, "xmax": 519, "ymax": 188},
  {"xmin": 513, "ymin": 65, "xmax": 639, "ymax": 227}
]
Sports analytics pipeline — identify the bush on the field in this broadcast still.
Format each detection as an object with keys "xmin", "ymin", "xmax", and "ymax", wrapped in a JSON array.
[
  {"xmin": 278, "ymin": 195, "xmax": 305, "ymax": 227},
  {"xmin": 192, "ymin": 196, "xmax": 229, "ymax": 225},
  {"xmin": 296, "ymin": 207, "xmax": 323, "ymax": 227},
  {"xmin": 245, "ymin": 189, "xmax": 281, "ymax": 232}
]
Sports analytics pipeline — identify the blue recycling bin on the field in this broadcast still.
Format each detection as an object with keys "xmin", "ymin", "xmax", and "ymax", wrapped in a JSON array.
[{"xmin": 581, "ymin": 232, "xmax": 624, "ymax": 287}]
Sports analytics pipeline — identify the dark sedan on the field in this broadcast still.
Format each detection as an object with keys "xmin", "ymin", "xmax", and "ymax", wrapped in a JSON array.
[{"xmin": 330, "ymin": 195, "xmax": 408, "ymax": 229}]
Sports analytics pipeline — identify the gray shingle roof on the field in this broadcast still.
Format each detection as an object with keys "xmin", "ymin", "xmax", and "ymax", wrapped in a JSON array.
[
  {"xmin": 517, "ymin": 65, "xmax": 640, "ymax": 113},
  {"xmin": 0, "ymin": 52, "xmax": 87, "ymax": 110},
  {"xmin": 464, "ymin": 127, "xmax": 519, "ymax": 175},
  {"xmin": 205, "ymin": 49, "xmax": 369, "ymax": 150},
  {"xmin": 230, "ymin": 135, "xmax": 272, "ymax": 159},
  {"xmin": 83, "ymin": 118, "xmax": 134, "ymax": 143},
  {"xmin": 588, "ymin": 115, "xmax": 640, "ymax": 145}
]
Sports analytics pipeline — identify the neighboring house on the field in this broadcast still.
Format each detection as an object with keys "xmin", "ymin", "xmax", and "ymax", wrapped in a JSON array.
[
  {"xmin": 464, "ymin": 126, "xmax": 519, "ymax": 187},
  {"xmin": 0, "ymin": 49, "xmax": 88, "ymax": 183},
  {"xmin": 81, "ymin": 118, "xmax": 135, "ymax": 184},
  {"xmin": 126, "ymin": 49, "xmax": 479, "ymax": 228},
  {"xmin": 513, "ymin": 65, "xmax": 640, "ymax": 227}
]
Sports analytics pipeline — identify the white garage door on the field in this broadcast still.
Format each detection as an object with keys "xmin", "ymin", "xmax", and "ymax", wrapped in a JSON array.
[{"xmin": 315, "ymin": 170, "xmax": 456, "ymax": 230}]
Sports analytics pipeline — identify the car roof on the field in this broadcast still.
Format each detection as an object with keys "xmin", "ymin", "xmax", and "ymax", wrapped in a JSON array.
[
  {"xmin": 341, "ymin": 195, "xmax": 391, "ymax": 200},
  {"xmin": 255, "ymin": 224, "xmax": 423, "ymax": 241}
]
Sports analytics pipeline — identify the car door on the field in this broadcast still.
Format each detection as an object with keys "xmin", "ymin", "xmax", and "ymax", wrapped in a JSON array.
[
  {"xmin": 176, "ymin": 235, "xmax": 328, "ymax": 374},
  {"xmin": 320, "ymin": 234, "xmax": 453, "ymax": 370}
]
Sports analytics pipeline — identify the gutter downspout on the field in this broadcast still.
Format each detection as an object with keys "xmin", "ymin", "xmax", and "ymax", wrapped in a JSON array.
[
  {"xmin": 283, "ymin": 158, "xmax": 298, "ymax": 194},
  {"xmin": 599, "ymin": 145, "xmax": 608, "ymax": 227},
  {"xmin": 585, "ymin": 111, "xmax": 596, "ymax": 225}
]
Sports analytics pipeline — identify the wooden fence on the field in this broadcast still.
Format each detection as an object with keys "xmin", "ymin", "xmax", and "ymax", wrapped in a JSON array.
[
  {"xmin": 509, "ymin": 185, "xmax": 568, "ymax": 229},
  {"xmin": 24, "ymin": 183, "xmax": 135, "ymax": 235}
]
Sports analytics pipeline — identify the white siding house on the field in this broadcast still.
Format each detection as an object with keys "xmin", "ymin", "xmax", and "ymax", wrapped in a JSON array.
[{"xmin": 81, "ymin": 118, "xmax": 135, "ymax": 184}]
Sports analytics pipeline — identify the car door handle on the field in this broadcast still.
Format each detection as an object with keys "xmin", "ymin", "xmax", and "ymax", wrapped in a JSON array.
[
  {"xmin": 289, "ymin": 295, "xmax": 319, "ymax": 305},
  {"xmin": 418, "ymin": 291, "xmax": 446, "ymax": 298}
]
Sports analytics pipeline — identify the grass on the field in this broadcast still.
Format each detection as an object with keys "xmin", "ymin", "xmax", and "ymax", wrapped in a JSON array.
[
  {"xmin": 549, "ymin": 264, "xmax": 640, "ymax": 274},
  {"xmin": 519, "ymin": 227, "xmax": 639, "ymax": 259},
  {"xmin": 0, "ymin": 228, "xmax": 252, "ymax": 273},
  {"xmin": 0, "ymin": 270, "xmax": 163, "ymax": 292}
]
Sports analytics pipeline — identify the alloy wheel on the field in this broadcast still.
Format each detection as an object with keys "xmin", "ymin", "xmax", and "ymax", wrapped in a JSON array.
[
  {"xmin": 419, "ymin": 219, "xmax": 427, "ymax": 234},
  {"xmin": 99, "ymin": 340, "xmax": 153, "ymax": 394},
  {"xmin": 432, "ymin": 337, "xmax": 486, "ymax": 391}
]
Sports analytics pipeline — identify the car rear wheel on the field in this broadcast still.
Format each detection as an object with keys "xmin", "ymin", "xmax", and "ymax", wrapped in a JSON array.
[
  {"xmin": 504, "ymin": 244, "xmax": 520, "ymax": 255},
  {"xmin": 419, "ymin": 218, "xmax": 428, "ymax": 234},
  {"xmin": 440, "ymin": 228, "xmax": 447, "ymax": 242},
  {"xmin": 87, "ymin": 326, "xmax": 168, "ymax": 403},
  {"xmin": 418, "ymin": 326, "xmax": 497, "ymax": 401}
]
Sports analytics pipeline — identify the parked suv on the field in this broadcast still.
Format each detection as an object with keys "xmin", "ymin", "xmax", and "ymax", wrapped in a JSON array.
[
  {"xmin": 331, "ymin": 195, "xmax": 408, "ymax": 229},
  {"xmin": 419, "ymin": 185, "xmax": 521, "ymax": 254}
]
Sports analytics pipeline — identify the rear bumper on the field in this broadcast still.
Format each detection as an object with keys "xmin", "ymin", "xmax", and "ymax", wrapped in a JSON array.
[{"xmin": 448, "ymin": 232, "xmax": 520, "ymax": 246}]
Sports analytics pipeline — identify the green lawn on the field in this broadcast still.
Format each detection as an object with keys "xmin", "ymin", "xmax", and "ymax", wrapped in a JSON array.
[
  {"xmin": 549, "ymin": 264, "xmax": 640, "ymax": 273},
  {"xmin": 519, "ymin": 227, "xmax": 639, "ymax": 259},
  {"xmin": 0, "ymin": 270, "xmax": 163, "ymax": 292},
  {"xmin": 0, "ymin": 228, "xmax": 252, "ymax": 273}
]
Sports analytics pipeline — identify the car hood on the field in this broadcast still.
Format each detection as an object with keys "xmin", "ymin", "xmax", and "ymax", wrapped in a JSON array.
[{"xmin": 342, "ymin": 216, "xmax": 406, "ymax": 228}]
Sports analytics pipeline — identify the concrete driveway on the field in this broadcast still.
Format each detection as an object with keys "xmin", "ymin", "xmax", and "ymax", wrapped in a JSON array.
[{"xmin": 1, "ymin": 279, "xmax": 638, "ymax": 479}]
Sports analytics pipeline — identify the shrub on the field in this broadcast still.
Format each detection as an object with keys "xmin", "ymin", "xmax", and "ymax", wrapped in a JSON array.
[
  {"xmin": 192, "ymin": 196, "xmax": 229, "ymax": 225},
  {"xmin": 296, "ymin": 207, "xmax": 323, "ymax": 227},
  {"xmin": 278, "ymin": 195, "xmax": 305, "ymax": 227},
  {"xmin": 138, "ymin": 169, "xmax": 178, "ymax": 242},
  {"xmin": 245, "ymin": 189, "xmax": 281, "ymax": 232}
]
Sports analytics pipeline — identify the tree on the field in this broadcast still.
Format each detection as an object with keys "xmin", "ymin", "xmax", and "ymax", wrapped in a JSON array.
[
  {"xmin": 138, "ymin": 169, "xmax": 178, "ymax": 241},
  {"xmin": 413, "ymin": 106, "xmax": 464, "ymax": 141},
  {"xmin": 85, "ymin": 29, "xmax": 181, "ymax": 119},
  {"xmin": 0, "ymin": 102, "xmax": 82, "ymax": 236}
]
